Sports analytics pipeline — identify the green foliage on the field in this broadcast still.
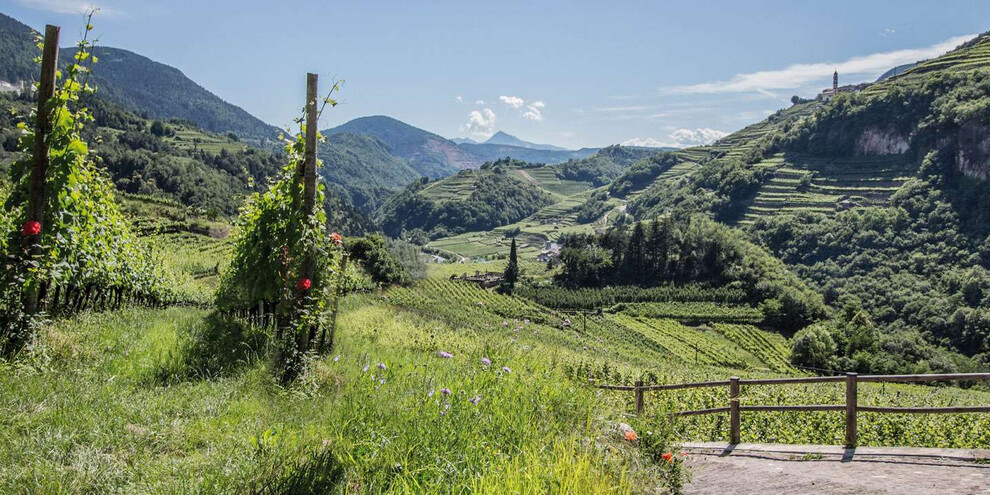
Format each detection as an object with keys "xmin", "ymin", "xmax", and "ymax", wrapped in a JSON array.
[
  {"xmin": 629, "ymin": 157, "xmax": 769, "ymax": 222},
  {"xmin": 608, "ymin": 152, "xmax": 683, "ymax": 197},
  {"xmin": 499, "ymin": 237, "xmax": 519, "ymax": 294},
  {"xmin": 346, "ymin": 234, "xmax": 409, "ymax": 285},
  {"xmin": 556, "ymin": 145, "xmax": 657, "ymax": 187},
  {"xmin": 216, "ymin": 120, "xmax": 347, "ymax": 381},
  {"xmin": 1, "ymin": 20, "xmax": 178, "ymax": 346},
  {"xmin": 377, "ymin": 161, "xmax": 554, "ymax": 239},
  {"xmin": 555, "ymin": 217, "xmax": 826, "ymax": 332},
  {"xmin": 516, "ymin": 283, "xmax": 748, "ymax": 310},
  {"xmin": 790, "ymin": 324, "xmax": 838, "ymax": 370}
]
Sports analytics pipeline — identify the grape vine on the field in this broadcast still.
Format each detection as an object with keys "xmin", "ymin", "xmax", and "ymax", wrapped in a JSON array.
[{"xmin": 1, "ymin": 14, "xmax": 177, "ymax": 351}]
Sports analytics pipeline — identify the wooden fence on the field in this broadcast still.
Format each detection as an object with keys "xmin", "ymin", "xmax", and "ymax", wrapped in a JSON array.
[{"xmin": 597, "ymin": 372, "xmax": 990, "ymax": 447}]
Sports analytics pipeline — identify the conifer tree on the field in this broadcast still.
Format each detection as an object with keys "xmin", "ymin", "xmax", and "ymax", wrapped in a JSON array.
[{"xmin": 501, "ymin": 237, "xmax": 519, "ymax": 294}]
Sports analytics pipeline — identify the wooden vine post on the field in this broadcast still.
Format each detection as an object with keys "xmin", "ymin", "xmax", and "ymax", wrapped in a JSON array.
[
  {"xmin": 23, "ymin": 25, "xmax": 60, "ymax": 315},
  {"xmin": 297, "ymin": 73, "xmax": 319, "ymax": 350}
]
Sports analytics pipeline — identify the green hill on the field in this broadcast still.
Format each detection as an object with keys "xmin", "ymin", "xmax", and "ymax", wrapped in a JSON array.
[
  {"xmin": 0, "ymin": 13, "xmax": 35, "ymax": 88},
  {"xmin": 61, "ymin": 46, "xmax": 280, "ymax": 142},
  {"xmin": 611, "ymin": 31, "xmax": 990, "ymax": 374},
  {"xmin": 318, "ymin": 132, "xmax": 422, "ymax": 212},
  {"xmin": 326, "ymin": 115, "xmax": 482, "ymax": 178}
]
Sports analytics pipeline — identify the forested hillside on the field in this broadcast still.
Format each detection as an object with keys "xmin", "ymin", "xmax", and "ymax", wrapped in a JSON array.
[
  {"xmin": 326, "ymin": 115, "xmax": 481, "ymax": 177},
  {"xmin": 596, "ymin": 32, "xmax": 990, "ymax": 374},
  {"xmin": 61, "ymin": 46, "xmax": 280, "ymax": 141},
  {"xmin": 377, "ymin": 158, "xmax": 555, "ymax": 239},
  {"xmin": 0, "ymin": 13, "xmax": 34, "ymax": 86}
]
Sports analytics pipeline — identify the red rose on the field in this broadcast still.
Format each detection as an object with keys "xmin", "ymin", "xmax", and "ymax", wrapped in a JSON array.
[
  {"xmin": 297, "ymin": 278, "xmax": 312, "ymax": 291},
  {"xmin": 330, "ymin": 232, "xmax": 343, "ymax": 246},
  {"xmin": 22, "ymin": 220, "xmax": 41, "ymax": 236},
  {"xmin": 661, "ymin": 452, "xmax": 674, "ymax": 463}
]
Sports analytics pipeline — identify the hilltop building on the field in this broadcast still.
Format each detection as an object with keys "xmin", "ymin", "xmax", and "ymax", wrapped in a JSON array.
[{"xmin": 820, "ymin": 71, "xmax": 868, "ymax": 101}]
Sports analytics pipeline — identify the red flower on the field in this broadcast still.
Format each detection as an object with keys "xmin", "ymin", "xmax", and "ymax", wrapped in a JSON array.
[
  {"xmin": 21, "ymin": 220, "xmax": 41, "ymax": 236},
  {"xmin": 624, "ymin": 430, "xmax": 638, "ymax": 442},
  {"xmin": 661, "ymin": 452, "xmax": 674, "ymax": 463},
  {"xmin": 330, "ymin": 232, "xmax": 343, "ymax": 246},
  {"xmin": 297, "ymin": 278, "xmax": 312, "ymax": 291}
]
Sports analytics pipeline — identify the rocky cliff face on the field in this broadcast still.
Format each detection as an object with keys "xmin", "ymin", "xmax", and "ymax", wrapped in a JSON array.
[
  {"xmin": 956, "ymin": 124, "xmax": 990, "ymax": 180},
  {"xmin": 855, "ymin": 126, "xmax": 909, "ymax": 155}
]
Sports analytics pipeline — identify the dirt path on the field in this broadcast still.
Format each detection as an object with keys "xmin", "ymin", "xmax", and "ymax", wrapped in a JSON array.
[
  {"xmin": 683, "ymin": 443, "xmax": 990, "ymax": 495},
  {"xmin": 517, "ymin": 170, "xmax": 538, "ymax": 183}
]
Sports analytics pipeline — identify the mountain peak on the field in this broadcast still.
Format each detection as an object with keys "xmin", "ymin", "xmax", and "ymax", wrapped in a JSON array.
[{"xmin": 482, "ymin": 131, "xmax": 568, "ymax": 151}]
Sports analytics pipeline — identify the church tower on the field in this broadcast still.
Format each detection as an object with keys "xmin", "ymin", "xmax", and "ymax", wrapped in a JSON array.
[{"xmin": 833, "ymin": 71, "xmax": 838, "ymax": 95}]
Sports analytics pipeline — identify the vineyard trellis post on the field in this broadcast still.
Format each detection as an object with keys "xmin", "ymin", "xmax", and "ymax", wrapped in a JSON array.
[
  {"xmin": 299, "ymin": 72, "xmax": 318, "ymax": 349},
  {"xmin": 24, "ymin": 24, "xmax": 60, "ymax": 315}
]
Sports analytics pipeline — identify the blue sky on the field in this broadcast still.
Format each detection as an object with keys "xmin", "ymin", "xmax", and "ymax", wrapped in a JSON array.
[{"xmin": 2, "ymin": 0, "xmax": 988, "ymax": 148}]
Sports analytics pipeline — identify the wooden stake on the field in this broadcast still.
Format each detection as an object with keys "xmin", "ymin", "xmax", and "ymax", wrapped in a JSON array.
[
  {"xmin": 24, "ymin": 25, "xmax": 60, "ymax": 315},
  {"xmin": 729, "ymin": 377, "xmax": 741, "ymax": 444},
  {"xmin": 634, "ymin": 380, "xmax": 645, "ymax": 416},
  {"xmin": 845, "ymin": 372, "xmax": 858, "ymax": 447},
  {"xmin": 299, "ymin": 73, "xmax": 318, "ymax": 350}
]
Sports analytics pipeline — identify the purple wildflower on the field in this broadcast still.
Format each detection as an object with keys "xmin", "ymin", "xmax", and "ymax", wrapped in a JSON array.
[
  {"xmin": 333, "ymin": 355, "xmax": 341, "ymax": 362},
  {"xmin": 428, "ymin": 390, "xmax": 435, "ymax": 397},
  {"xmin": 379, "ymin": 378, "xmax": 386, "ymax": 384},
  {"xmin": 441, "ymin": 388, "xmax": 452, "ymax": 395},
  {"xmin": 469, "ymin": 395, "xmax": 482, "ymax": 405},
  {"xmin": 481, "ymin": 357, "xmax": 492, "ymax": 366},
  {"xmin": 377, "ymin": 362, "xmax": 387, "ymax": 370},
  {"xmin": 362, "ymin": 365, "xmax": 370, "ymax": 373},
  {"xmin": 438, "ymin": 351, "xmax": 453, "ymax": 359},
  {"xmin": 502, "ymin": 366, "xmax": 511, "ymax": 373}
]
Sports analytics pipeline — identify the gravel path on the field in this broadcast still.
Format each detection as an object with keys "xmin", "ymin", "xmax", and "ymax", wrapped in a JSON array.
[{"xmin": 683, "ymin": 443, "xmax": 990, "ymax": 495}]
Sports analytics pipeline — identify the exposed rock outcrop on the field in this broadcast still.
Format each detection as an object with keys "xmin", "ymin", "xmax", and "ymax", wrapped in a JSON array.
[
  {"xmin": 855, "ymin": 126, "xmax": 909, "ymax": 155},
  {"xmin": 956, "ymin": 123, "xmax": 990, "ymax": 180}
]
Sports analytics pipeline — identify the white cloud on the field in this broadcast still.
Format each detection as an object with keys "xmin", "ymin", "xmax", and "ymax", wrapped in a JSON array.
[
  {"xmin": 455, "ymin": 95, "xmax": 464, "ymax": 103},
  {"xmin": 662, "ymin": 34, "xmax": 975, "ymax": 94},
  {"xmin": 16, "ymin": 0, "xmax": 104, "ymax": 14},
  {"xmin": 623, "ymin": 128, "xmax": 729, "ymax": 148},
  {"xmin": 499, "ymin": 95, "xmax": 525, "ymax": 108},
  {"xmin": 463, "ymin": 108, "xmax": 497, "ymax": 137},
  {"xmin": 522, "ymin": 103, "xmax": 544, "ymax": 121},
  {"xmin": 475, "ymin": 99, "xmax": 485, "ymax": 105}
]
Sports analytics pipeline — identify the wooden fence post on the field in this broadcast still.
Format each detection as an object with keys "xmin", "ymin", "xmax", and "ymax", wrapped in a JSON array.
[
  {"xmin": 845, "ymin": 372, "xmax": 858, "ymax": 447},
  {"xmin": 634, "ymin": 380, "xmax": 644, "ymax": 416},
  {"xmin": 729, "ymin": 376, "xmax": 741, "ymax": 444},
  {"xmin": 23, "ymin": 24, "xmax": 60, "ymax": 315}
]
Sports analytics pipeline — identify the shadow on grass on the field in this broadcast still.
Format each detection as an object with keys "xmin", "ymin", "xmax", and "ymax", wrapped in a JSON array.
[
  {"xmin": 151, "ymin": 312, "xmax": 270, "ymax": 385},
  {"xmin": 249, "ymin": 445, "xmax": 345, "ymax": 495}
]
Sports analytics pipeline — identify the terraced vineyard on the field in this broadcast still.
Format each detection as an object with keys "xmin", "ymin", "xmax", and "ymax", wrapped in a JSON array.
[
  {"xmin": 738, "ymin": 154, "xmax": 917, "ymax": 225},
  {"xmin": 711, "ymin": 323, "xmax": 796, "ymax": 373},
  {"xmin": 607, "ymin": 314, "xmax": 759, "ymax": 369},
  {"xmin": 613, "ymin": 302, "xmax": 763, "ymax": 324}
]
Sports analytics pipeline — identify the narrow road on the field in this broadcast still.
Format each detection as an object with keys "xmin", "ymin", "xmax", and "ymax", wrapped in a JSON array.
[{"xmin": 683, "ymin": 443, "xmax": 990, "ymax": 495}]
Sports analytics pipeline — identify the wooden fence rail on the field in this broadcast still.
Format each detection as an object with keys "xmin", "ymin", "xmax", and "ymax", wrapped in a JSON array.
[{"xmin": 597, "ymin": 373, "xmax": 990, "ymax": 447}]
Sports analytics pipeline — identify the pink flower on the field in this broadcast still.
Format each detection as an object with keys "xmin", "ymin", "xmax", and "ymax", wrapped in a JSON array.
[{"xmin": 297, "ymin": 278, "xmax": 312, "ymax": 291}]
